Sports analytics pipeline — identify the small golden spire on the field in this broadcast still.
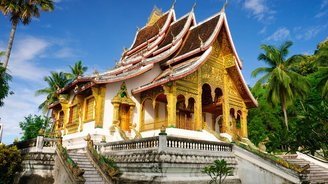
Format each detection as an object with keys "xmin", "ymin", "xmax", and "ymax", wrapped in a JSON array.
[
  {"xmin": 220, "ymin": 0, "xmax": 228, "ymax": 13},
  {"xmin": 171, "ymin": 0, "xmax": 176, "ymax": 9}
]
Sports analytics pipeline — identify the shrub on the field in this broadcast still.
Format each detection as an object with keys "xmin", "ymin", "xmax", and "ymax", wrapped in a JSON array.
[
  {"xmin": 203, "ymin": 159, "xmax": 233, "ymax": 184},
  {"xmin": 0, "ymin": 144, "xmax": 22, "ymax": 184}
]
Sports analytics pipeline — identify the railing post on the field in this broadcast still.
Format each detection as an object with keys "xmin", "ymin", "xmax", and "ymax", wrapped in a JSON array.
[
  {"xmin": 158, "ymin": 125, "xmax": 167, "ymax": 152},
  {"xmin": 36, "ymin": 129, "xmax": 44, "ymax": 152}
]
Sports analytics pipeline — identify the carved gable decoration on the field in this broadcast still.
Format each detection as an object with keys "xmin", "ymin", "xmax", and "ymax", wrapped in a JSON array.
[{"xmin": 112, "ymin": 82, "xmax": 135, "ymax": 106}]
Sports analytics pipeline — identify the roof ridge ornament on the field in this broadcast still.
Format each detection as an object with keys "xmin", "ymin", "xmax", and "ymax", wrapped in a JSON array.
[
  {"xmin": 171, "ymin": 0, "xmax": 176, "ymax": 9},
  {"xmin": 220, "ymin": 0, "xmax": 228, "ymax": 13},
  {"xmin": 171, "ymin": 31, "xmax": 176, "ymax": 41},
  {"xmin": 192, "ymin": 2, "xmax": 196, "ymax": 12},
  {"xmin": 198, "ymin": 34, "xmax": 204, "ymax": 47}
]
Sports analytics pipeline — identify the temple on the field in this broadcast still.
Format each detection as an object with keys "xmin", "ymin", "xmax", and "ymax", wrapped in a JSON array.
[
  {"xmin": 15, "ymin": 3, "xmax": 327, "ymax": 184},
  {"xmin": 50, "ymin": 3, "xmax": 257, "ymax": 146}
]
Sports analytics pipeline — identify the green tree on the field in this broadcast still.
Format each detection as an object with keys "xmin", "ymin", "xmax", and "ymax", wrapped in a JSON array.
[
  {"xmin": 252, "ymin": 41, "xmax": 310, "ymax": 130},
  {"xmin": 0, "ymin": 144, "xmax": 22, "ymax": 184},
  {"xmin": 19, "ymin": 114, "xmax": 50, "ymax": 140},
  {"xmin": 0, "ymin": 51, "xmax": 12, "ymax": 107},
  {"xmin": 203, "ymin": 159, "xmax": 233, "ymax": 184},
  {"xmin": 248, "ymin": 85, "xmax": 282, "ymax": 146},
  {"xmin": 35, "ymin": 71, "xmax": 69, "ymax": 113},
  {"xmin": 315, "ymin": 39, "xmax": 328, "ymax": 99},
  {"xmin": 0, "ymin": 0, "xmax": 54, "ymax": 71},
  {"xmin": 65, "ymin": 60, "xmax": 88, "ymax": 81}
]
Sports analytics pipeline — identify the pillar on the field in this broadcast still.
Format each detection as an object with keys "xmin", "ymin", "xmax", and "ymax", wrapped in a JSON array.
[
  {"xmin": 164, "ymin": 83, "xmax": 177, "ymax": 128},
  {"xmin": 241, "ymin": 107, "xmax": 248, "ymax": 138},
  {"xmin": 194, "ymin": 70, "xmax": 202, "ymax": 130},
  {"xmin": 94, "ymin": 86, "xmax": 106, "ymax": 128},
  {"xmin": 222, "ymin": 70, "xmax": 230, "ymax": 134}
]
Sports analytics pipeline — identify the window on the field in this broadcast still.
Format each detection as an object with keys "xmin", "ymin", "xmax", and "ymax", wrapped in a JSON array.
[
  {"xmin": 84, "ymin": 96, "xmax": 95, "ymax": 121},
  {"xmin": 69, "ymin": 105, "xmax": 79, "ymax": 124}
]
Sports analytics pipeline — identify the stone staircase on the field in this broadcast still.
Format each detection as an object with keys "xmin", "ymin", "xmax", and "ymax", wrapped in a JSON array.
[
  {"xmin": 285, "ymin": 156, "xmax": 328, "ymax": 183},
  {"xmin": 69, "ymin": 152, "xmax": 105, "ymax": 184}
]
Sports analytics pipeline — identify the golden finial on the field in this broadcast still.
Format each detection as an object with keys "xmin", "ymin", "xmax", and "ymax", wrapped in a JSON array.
[
  {"xmin": 220, "ymin": 0, "xmax": 228, "ymax": 13},
  {"xmin": 192, "ymin": 2, "xmax": 196, "ymax": 12},
  {"xmin": 171, "ymin": 0, "xmax": 176, "ymax": 9},
  {"xmin": 123, "ymin": 47, "xmax": 128, "ymax": 53}
]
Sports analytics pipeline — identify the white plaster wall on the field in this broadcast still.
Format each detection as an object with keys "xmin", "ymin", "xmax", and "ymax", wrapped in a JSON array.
[
  {"xmin": 158, "ymin": 102, "xmax": 166, "ymax": 121},
  {"xmin": 144, "ymin": 99, "xmax": 155, "ymax": 124},
  {"xmin": 236, "ymin": 157, "xmax": 295, "ymax": 184},
  {"xmin": 234, "ymin": 146, "xmax": 299, "ymax": 184},
  {"xmin": 102, "ymin": 64, "xmax": 162, "ymax": 132},
  {"xmin": 205, "ymin": 113, "xmax": 213, "ymax": 129}
]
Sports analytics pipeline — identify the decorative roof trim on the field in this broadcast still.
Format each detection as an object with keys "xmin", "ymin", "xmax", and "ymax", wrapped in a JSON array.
[
  {"xmin": 122, "ymin": 44, "xmax": 159, "ymax": 65},
  {"xmin": 144, "ymin": 39, "xmax": 183, "ymax": 65},
  {"xmin": 230, "ymin": 58, "xmax": 258, "ymax": 107},
  {"xmin": 132, "ymin": 47, "xmax": 212, "ymax": 94},
  {"xmin": 153, "ymin": 11, "xmax": 194, "ymax": 56},
  {"xmin": 163, "ymin": 13, "xmax": 223, "ymax": 67},
  {"xmin": 222, "ymin": 14, "xmax": 243, "ymax": 69},
  {"xmin": 97, "ymin": 64, "xmax": 154, "ymax": 84},
  {"xmin": 126, "ymin": 9, "xmax": 175, "ymax": 56}
]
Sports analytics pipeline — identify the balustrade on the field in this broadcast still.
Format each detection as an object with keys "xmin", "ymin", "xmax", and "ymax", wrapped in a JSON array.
[{"xmin": 97, "ymin": 134, "xmax": 232, "ymax": 154}]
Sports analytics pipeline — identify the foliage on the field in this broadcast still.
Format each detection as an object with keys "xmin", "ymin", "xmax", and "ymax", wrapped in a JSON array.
[
  {"xmin": 35, "ymin": 71, "xmax": 70, "ymax": 113},
  {"xmin": 19, "ymin": 114, "xmax": 51, "ymax": 141},
  {"xmin": 248, "ymin": 86, "xmax": 282, "ymax": 146},
  {"xmin": 248, "ymin": 38, "xmax": 328, "ymax": 160},
  {"xmin": 0, "ymin": 62, "xmax": 12, "ymax": 107},
  {"xmin": 65, "ymin": 60, "xmax": 88, "ymax": 81},
  {"xmin": 202, "ymin": 159, "xmax": 233, "ymax": 184},
  {"xmin": 89, "ymin": 145, "xmax": 122, "ymax": 180},
  {"xmin": 252, "ymin": 41, "xmax": 310, "ymax": 130},
  {"xmin": 0, "ymin": 0, "xmax": 54, "ymax": 70},
  {"xmin": 0, "ymin": 144, "xmax": 22, "ymax": 184}
]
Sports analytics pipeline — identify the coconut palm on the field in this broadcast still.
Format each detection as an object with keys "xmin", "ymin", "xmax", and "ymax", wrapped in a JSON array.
[
  {"xmin": 36, "ymin": 71, "xmax": 69, "ymax": 113},
  {"xmin": 65, "ymin": 60, "xmax": 88, "ymax": 81},
  {"xmin": 0, "ymin": 51, "xmax": 12, "ymax": 107},
  {"xmin": 252, "ymin": 41, "xmax": 310, "ymax": 130},
  {"xmin": 0, "ymin": 0, "xmax": 54, "ymax": 71}
]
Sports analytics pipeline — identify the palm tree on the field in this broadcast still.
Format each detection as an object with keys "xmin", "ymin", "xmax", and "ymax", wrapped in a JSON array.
[
  {"xmin": 36, "ymin": 71, "xmax": 69, "ymax": 113},
  {"xmin": 252, "ymin": 41, "xmax": 310, "ymax": 130},
  {"xmin": 0, "ymin": 51, "xmax": 12, "ymax": 107},
  {"xmin": 65, "ymin": 60, "xmax": 88, "ymax": 81},
  {"xmin": 0, "ymin": 0, "xmax": 54, "ymax": 71}
]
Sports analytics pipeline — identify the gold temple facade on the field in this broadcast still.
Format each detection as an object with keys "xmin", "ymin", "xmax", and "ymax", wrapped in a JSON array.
[{"xmin": 50, "ymin": 4, "xmax": 257, "ymax": 142}]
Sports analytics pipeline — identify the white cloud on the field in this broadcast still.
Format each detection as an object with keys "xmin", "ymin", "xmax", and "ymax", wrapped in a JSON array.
[
  {"xmin": 54, "ymin": 47, "xmax": 76, "ymax": 58},
  {"xmin": 296, "ymin": 25, "xmax": 327, "ymax": 40},
  {"xmin": 0, "ymin": 84, "xmax": 45, "ymax": 144},
  {"xmin": 321, "ymin": 0, "xmax": 328, "ymax": 9},
  {"xmin": 244, "ymin": 0, "xmax": 275, "ymax": 21},
  {"xmin": 259, "ymin": 26, "xmax": 267, "ymax": 34},
  {"xmin": 266, "ymin": 27, "xmax": 290, "ymax": 42},
  {"xmin": 8, "ymin": 37, "xmax": 50, "ymax": 82}
]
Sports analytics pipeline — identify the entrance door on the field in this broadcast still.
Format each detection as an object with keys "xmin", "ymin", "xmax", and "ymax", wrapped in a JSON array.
[{"xmin": 119, "ymin": 105, "xmax": 130, "ymax": 131}]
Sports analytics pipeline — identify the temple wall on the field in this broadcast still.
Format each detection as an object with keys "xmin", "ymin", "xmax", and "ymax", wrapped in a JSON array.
[{"xmin": 103, "ymin": 64, "xmax": 162, "ymax": 131}]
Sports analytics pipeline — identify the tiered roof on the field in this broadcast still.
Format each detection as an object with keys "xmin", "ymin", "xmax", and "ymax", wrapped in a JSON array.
[{"xmin": 56, "ymin": 4, "xmax": 257, "ymax": 108}]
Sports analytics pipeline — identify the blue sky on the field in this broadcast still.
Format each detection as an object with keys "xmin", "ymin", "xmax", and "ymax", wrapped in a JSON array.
[{"xmin": 0, "ymin": 0, "xmax": 327, "ymax": 144}]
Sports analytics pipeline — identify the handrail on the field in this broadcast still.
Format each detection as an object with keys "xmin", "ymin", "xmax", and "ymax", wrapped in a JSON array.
[
  {"xmin": 85, "ymin": 134, "xmax": 121, "ymax": 183},
  {"xmin": 56, "ymin": 146, "xmax": 85, "ymax": 184}
]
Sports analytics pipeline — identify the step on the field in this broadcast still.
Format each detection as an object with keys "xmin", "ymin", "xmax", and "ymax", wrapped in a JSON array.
[{"xmin": 84, "ymin": 177, "xmax": 103, "ymax": 182}]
